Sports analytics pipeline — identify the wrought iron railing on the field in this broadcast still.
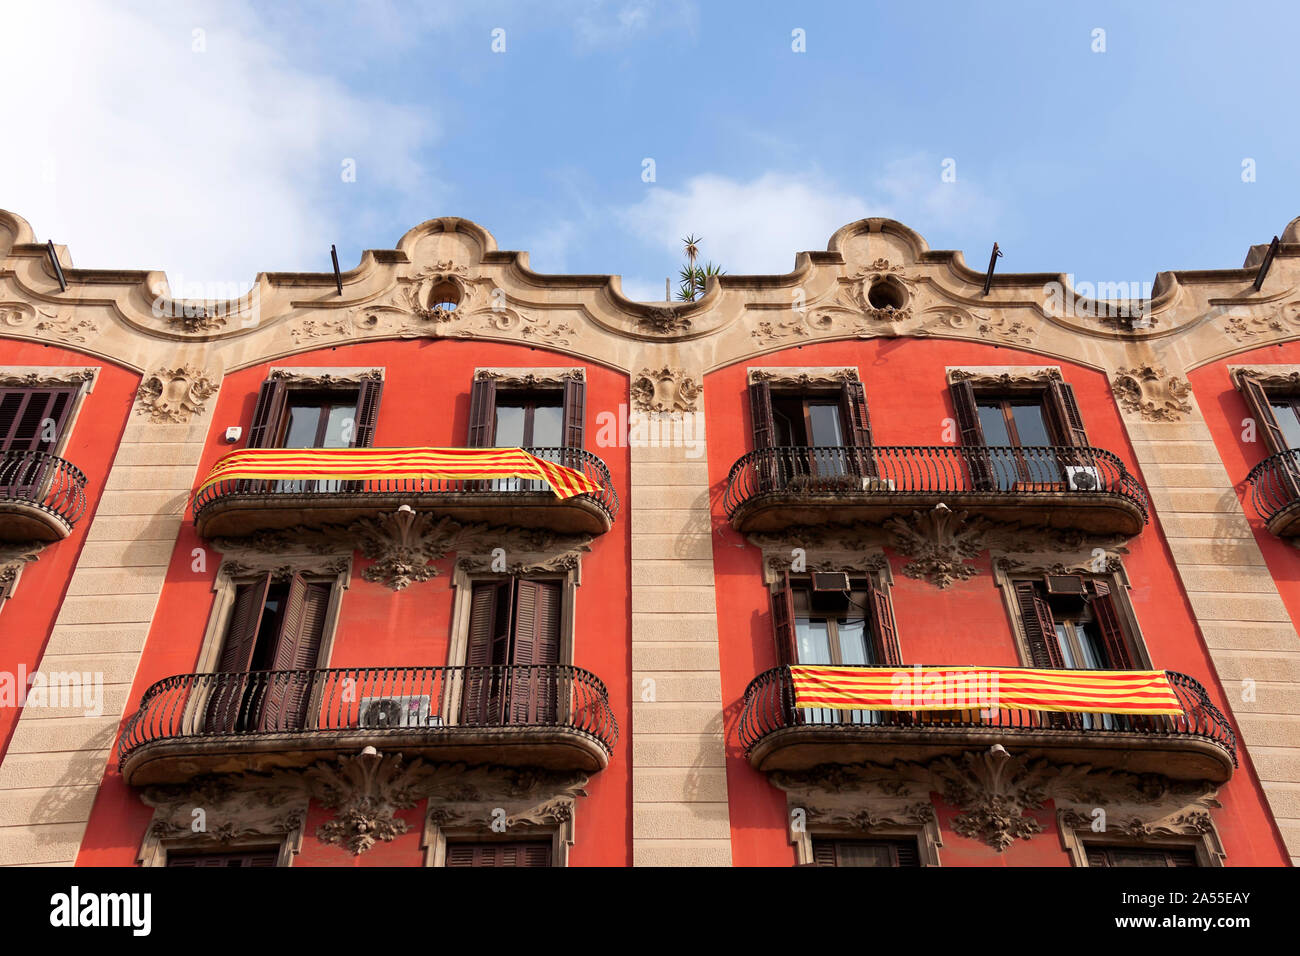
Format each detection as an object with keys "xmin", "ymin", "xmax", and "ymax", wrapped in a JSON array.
[
  {"xmin": 118, "ymin": 664, "xmax": 618, "ymax": 768},
  {"xmin": 738, "ymin": 666, "xmax": 1236, "ymax": 765},
  {"xmin": 0, "ymin": 449, "xmax": 88, "ymax": 529},
  {"xmin": 723, "ymin": 444, "xmax": 1148, "ymax": 523},
  {"xmin": 1245, "ymin": 450, "xmax": 1300, "ymax": 527},
  {"xmin": 192, "ymin": 445, "xmax": 619, "ymax": 522}
]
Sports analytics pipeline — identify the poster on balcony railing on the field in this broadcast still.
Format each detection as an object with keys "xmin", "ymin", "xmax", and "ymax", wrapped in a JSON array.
[
  {"xmin": 195, "ymin": 446, "xmax": 602, "ymax": 499},
  {"xmin": 789, "ymin": 665, "xmax": 1185, "ymax": 715}
]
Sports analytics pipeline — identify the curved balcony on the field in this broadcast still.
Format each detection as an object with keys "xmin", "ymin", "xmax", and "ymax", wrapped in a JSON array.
[
  {"xmin": 118, "ymin": 664, "xmax": 618, "ymax": 785},
  {"xmin": 1245, "ymin": 450, "xmax": 1300, "ymax": 537},
  {"xmin": 193, "ymin": 446, "xmax": 618, "ymax": 538},
  {"xmin": 0, "ymin": 450, "xmax": 88, "ymax": 542},
  {"xmin": 723, "ymin": 445, "xmax": 1149, "ymax": 535},
  {"xmin": 739, "ymin": 666, "xmax": 1236, "ymax": 783}
]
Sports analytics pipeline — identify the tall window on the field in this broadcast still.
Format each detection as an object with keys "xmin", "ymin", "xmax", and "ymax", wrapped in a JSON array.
[
  {"xmin": 1268, "ymin": 397, "xmax": 1300, "ymax": 450},
  {"xmin": 462, "ymin": 578, "xmax": 563, "ymax": 726},
  {"xmin": 466, "ymin": 374, "xmax": 586, "ymax": 491},
  {"xmin": 810, "ymin": 838, "xmax": 920, "ymax": 867},
  {"xmin": 280, "ymin": 392, "xmax": 358, "ymax": 449},
  {"xmin": 0, "ymin": 387, "xmax": 77, "ymax": 500},
  {"xmin": 949, "ymin": 377, "xmax": 1090, "ymax": 491},
  {"xmin": 749, "ymin": 378, "xmax": 874, "ymax": 486},
  {"xmin": 204, "ymin": 572, "xmax": 333, "ymax": 734}
]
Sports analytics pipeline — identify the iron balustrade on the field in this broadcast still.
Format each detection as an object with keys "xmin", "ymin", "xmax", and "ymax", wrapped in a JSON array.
[
  {"xmin": 738, "ymin": 665, "xmax": 1236, "ymax": 766},
  {"xmin": 0, "ymin": 449, "xmax": 87, "ymax": 529},
  {"xmin": 117, "ymin": 664, "xmax": 618, "ymax": 768},
  {"xmin": 723, "ymin": 444, "xmax": 1148, "ymax": 522},
  {"xmin": 1245, "ymin": 449, "xmax": 1300, "ymax": 527},
  {"xmin": 191, "ymin": 445, "xmax": 619, "ymax": 522}
]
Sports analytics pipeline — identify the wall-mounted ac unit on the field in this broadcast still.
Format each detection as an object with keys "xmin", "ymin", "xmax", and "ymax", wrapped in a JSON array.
[
  {"xmin": 1064, "ymin": 466, "xmax": 1102, "ymax": 492},
  {"xmin": 359, "ymin": 695, "xmax": 432, "ymax": 728}
]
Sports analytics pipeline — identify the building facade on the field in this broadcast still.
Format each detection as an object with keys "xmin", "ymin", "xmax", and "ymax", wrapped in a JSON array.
[{"xmin": 0, "ymin": 208, "xmax": 1295, "ymax": 867}]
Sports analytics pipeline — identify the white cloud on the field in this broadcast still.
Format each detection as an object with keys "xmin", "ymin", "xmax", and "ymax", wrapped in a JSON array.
[
  {"xmin": 572, "ymin": 0, "xmax": 699, "ymax": 50},
  {"xmin": 619, "ymin": 172, "xmax": 873, "ymax": 275},
  {"xmin": 873, "ymin": 154, "xmax": 1000, "ymax": 233},
  {"xmin": 0, "ymin": 0, "xmax": 436, "ymax": 292}
]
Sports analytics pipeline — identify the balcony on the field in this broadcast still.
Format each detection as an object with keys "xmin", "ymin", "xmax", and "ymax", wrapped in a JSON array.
[
  {"xmin": 723, "ymin": 445, "xmax": 1149, "ymax": 535},
  {"xmin": 193, "ymin": 446, "xmax": 618, "ymax": 538},
  {"xmin": 118, "ymin": 664, "xmax": 618, "ymax": 785},
  {"xmin": 0, "ymin": 450, "xmax": 88, "ymax": 543},
  {"xmin": 1245, "ymin": 450, "xmax": 1300, "ymax": 537},
  {"xmin": 738, "ymin": 666, "xmax": 1236, "ymax": 783}
]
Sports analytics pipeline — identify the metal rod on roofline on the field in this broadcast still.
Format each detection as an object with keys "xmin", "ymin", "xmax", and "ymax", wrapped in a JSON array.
[
  {"xmin": 1254, "ymin": 235, "xmax": 1280, "ymax": 292},
  {"xmin": 981, "ymin": 242, "xmax": 1002, "ymax": 297},
  {"xmin": 46, "ymin": 240, "xmax": 67, "ymax": 292},
  {"xmin": 331, "ymin": 244, "xmax": 343, "ymax": 295}
]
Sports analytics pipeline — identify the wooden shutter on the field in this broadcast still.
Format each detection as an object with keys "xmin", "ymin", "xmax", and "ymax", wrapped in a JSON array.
[
  {"xmin": 206, "ymin": 573, "xmax": 271, "ymax": 733},
  {"xmin": 508, "ymin": 579, "xmax": 561, "ymax": 724},
  {"xmin": 1046, "ymin": 380, "xmax": 1090, "ymax": 448},
  {"xmin": 838, "ymin": 379, "xmax": 876, "ymax": 478},
  {"xmin": 445, "ymin": 841, "xmax": 552, "ymax": 867},
  {"xmin": 260, "ymin": 574, "xmax": 330, "ymax": 731},
  {"xmin": 247, "ymin": 378, "xmax": 288, "ymax": 448},
  {"xmin": 1013, "ymin": 580, "xmax": 1064, "ymax": 669},
  {"xmin": 771, "ymin": 571, "xmax": 799, "ymax": 666},
  {"xmin": 463, "ymin": 581, "xmax": 511, "ymax": 724},
  {"xmin": 1088, "ymin": 580, "xmax": 1133, "ymax": 669},
  {"xmin": 351, "ymin": 378, "xmax": 384, "ymax": 448},
  {"xmin": 893, "ymin": 839, "xmax": 921, "ymax": 867},
  {"xmin": 167, "ymin": 848, "xmax": 279, "ymax": 868},
  {"xmin": 562, "ymin": 376, "xmax": 585, "ymax": 450},
  {"xmin": 867, "ymin": 579, "xmax": 903, "ymax": 668},
  {"xmin": 949, "ymin": 379, "xmax": 993, "ymax": 490},
  {"xmin": 1239, "ymin": 374, "xmax": 1291, "ymax": 456},
  {"xmin": 749, "ymin": 381, "xmax": 775, "ymax": 449},
  {"xmin": 811, "ymin": 841, "xmax": 837, "ymax": 866},
  {"xmin": 0, "ymin": 388, "xmax": 76, "ymax": 453},
  {"xmin": 467, "ymin": 376, "xmax": 497, "ymax": 447}
]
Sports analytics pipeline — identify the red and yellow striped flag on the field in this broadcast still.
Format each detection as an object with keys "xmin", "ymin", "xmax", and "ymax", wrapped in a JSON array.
[
  {"xmin": 790, "ymin": 665, "xmax": 1185, "ymax": 716},
  {"xmin": 195, "ymin": 446, "xmax": 602, "ymax": 500}
]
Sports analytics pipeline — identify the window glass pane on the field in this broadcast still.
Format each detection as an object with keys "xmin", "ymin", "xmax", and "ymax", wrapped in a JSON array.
[
  {"xmin": 1074, "ymin": 621, "xmax": 1107, "ymax": 670},
  {"xmin": 532, "ymin": 403, "xmax": 564, "ymax": 448},
  {"xmin": 835, "ymin": 843, "xmax": 895, "ymax": 867},
  {"xmin": 322, "ymin": 404, "xmax": 356, "ymax": 448},
  {"xmin": 494, "ymin": 406, "xmax": 526, "ymax": 447},
  {"xmin": 977, "ymin": 404, "xmax": 1011, "ymax": 445},
  {"xmin": 808, "ymin": 404, "xmax": 844, "ymax": 446},
  {"xmin": 796, "ymin": 619, "xmax": 832, "ymax": 665},
  {"xmin": 1054, "ymin": 623, "xmax": 1079, "ymax": 668},
  {"xmin": 836, "ymin": 617, "xmax": 872, "ymax": 665},
  {"xmin": 1270, "ymin": 403, "xmax": 1300, "ymax": 449},
  {"xmin": 283, "ymin": 405, "xmax": 322, "ymax": 449},
  {"xmin": 1011, "ymin": 403, "xmax": 1051, "ymax": 446}
]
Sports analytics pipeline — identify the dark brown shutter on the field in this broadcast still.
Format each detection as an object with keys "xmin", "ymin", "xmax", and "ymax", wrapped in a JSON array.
[
  {"xmin": 0, "ymin": 388, "xmax": 76, "ymax": 452},
  {"xmin": 167, "ymin": 848, "xmax": 279, "ymax": 867},
  {"xmin": 467, "ymin": 376, "xmax": 497, "ymax": 447},
  {"xmin": 206, "ymin": 573, "xmax": 271, "ymax": 733},
  {"xmin": 811, "ymin": 841, "xmax": 837, "ymax": 866},
  {"xmin": 463, "ymin": 581, "xmax": 512, "ymax": 724},
  {"xmin": 771, "ymin": 571, "xmax": 798, "ymax": 665},
  {"xmin": 1046, "ymin": 380, "xmax": 1090, "ymax": 448},
  {"xmin": 839, "ymin": 379, "xmax": 877, "ymax": 478},
  {"xmin": 562, "ymin": 376, "xmax": 585, "ymax": 450},
  {"xmin": 949, "ymin": 379, "xmax": 993, "ymax": 490},
  {"xmin": 749, "ymin": 381, "xmax": 775, "ymax": 449},
  {"xmin": 1088, "ymin": 580, "xmax": 1133, "ymax": 669},
  {"xmin": 261, "ymin": 575, "xmax": 330, "ymax": 731},
  {"xmin": 1013, "ymin": 580, "xmax": 1064, "ymax": 669},
  {"xmin": 351, "ymin": 378, "xmax": 384, "ymax": 448},
  {"xmin": 509, "ymin": 579, "xmax": 561, "ymax": 724},
  {"xmin": 893, "ymin": 839, "xmax": 921, "ymax": 867},
  {"xmin": 247, "ymin": 378, "xmax": 288, "ymax": 448},
  {"xmin": 1239, "ymin": 374, "xmax": 1291, "ymax": 456},
  {"xmin": 867, "ymin": 579, "xmax": 903, "ymax": 667},
  {"xmin": 445, "ymin": 841, "xmax": 552, "ymax": 867}
]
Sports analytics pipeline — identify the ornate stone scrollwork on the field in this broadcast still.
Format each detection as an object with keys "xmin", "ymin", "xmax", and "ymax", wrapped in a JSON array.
[
  {"xmin": 474, "ymin": 367, "xmax": 585, "ymax": 388},
  {"xmin": 630, "ymin": 367, "xmax": 702, "ymax": 413},
  {"xmin": 1111, "ymin": 365, "xmax": 1193, "ymax": 422},
  {"xmin": 269, "ymin": 367, "xmax": 383, "ymax": 388},
  {"xmin": 306, "ymin": 749, "xmax": 427, "ymax": 855},
  {"xmin": 886, "ymin": 503, "xmax": 988, "ymax": 589},
  {"xmin": 1221, "ymin": 299, "xmax": 1300, "ymax": 343},
  {"xmin": 946, "ymin": 366, "xmax": 1063, "ymax": 388},
  {"xmin": 747, "ymin": 367, "xmax": 859, "ymax": 388},
  {"xmin": 135, "ymin": 365, "xmax": 218, "ymax": 423},
  {"xmin": 635, "ymin": 307, "xmax": 693, "ymax": 337},
  {"xmin": 1, "ymin": 303, "xmax": 97, "ymax": 344},
  {"xmin": 0, "ymin": 543, "xmax": 44, "ymax": 599},
  {"xmin": 0, "ymin": 368, "xmax": 97, "ymax": 389}
]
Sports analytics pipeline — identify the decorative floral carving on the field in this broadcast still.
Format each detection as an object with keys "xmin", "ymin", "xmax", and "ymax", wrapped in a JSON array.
[
  {"xmin": 1, "ymin": 304, "xmax": 96, "ymax": 343},
  {"xmin": 351, "ymin": 508, "xmax": 450, "ymax": 591},
  {"xmin": 0, "ymin": 368, "xmax": 96, "ymax": 389},
  {"xmin": 269, "ymin": 368, "xmax": 383, "ymax": 388},
  {"xmin": 947, "ymin": 367, "xmax": 1063, "ymax": 388},
  {"xmin": 630, "ymin": 367, "xmax": 702, "ymax": 413},
  {"xmin": 135, "ymin": 365, "xmax": 218, "ymax": 423},
  {"xmin": 474, "ymin": 368, "xmax": 584, "ymax": 388},
  {"xmin": 1221, "ymin": 300, "xmax": 1300, "ymax": 343},
  {"xmin": 747, "ymin": 367, "xmax": 859, "ymax": 388},
  {"xmin": 885, "ymin": 503, "xmax": 988, "ymax": 588},
  {"xmin": 306, "ymin": 749, "xmax": 427, "ymax": 855},
  {"xmin": 635, "ymin": 307, "xmax": 692, "ymax": 337},
  {"xmin": 166, "ymin": 307, "xmax": 228, "ymax": 334},
  {"xmin": 0, "ymin": 543, "xmax": 43, "ymax": 597},
  {"xmin": 1112, "ymin": 365, "xmax": 1193, "ymax": 422},
  {"xmin": 920, "ymin": 307, "xmax": 1036, "ymax": 346}
]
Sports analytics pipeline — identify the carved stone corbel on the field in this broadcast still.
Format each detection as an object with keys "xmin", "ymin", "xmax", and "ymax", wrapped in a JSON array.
[
  {"xmin": 1111, "ymin": 365, "xmax": 1193, "ymax": 422},
  {"xmin": 886, "ymin": 503, "xmax": 988, "ymax": 588},
  {"xmin": 631, "ymin": 367, "xmax": 702, "ymax": 413},
  {"xmin": 306, "ymin": 749, "xmax": 428, "ymax": 855},
  {"xmin": 135, "ymin": 365, "xmax": 218, "ymax": 423}
]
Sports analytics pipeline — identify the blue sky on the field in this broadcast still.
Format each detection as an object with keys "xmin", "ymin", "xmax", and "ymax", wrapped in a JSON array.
[{"xmin": 3, "ymin": 0, "xmax": 1298, "ymax": 300}]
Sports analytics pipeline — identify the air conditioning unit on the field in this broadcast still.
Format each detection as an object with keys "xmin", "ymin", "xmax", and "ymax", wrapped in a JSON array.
[
  {"xmin": 359, "ymin": 695, "xmax": 432, "ymax": 729},
  {"xmin": 811, "ymin": 571, "xmax": 851, "ymax": 593},
  {"xmin": 1064, "ymin": 465, "xmax": 1102, "ymax": 492}
]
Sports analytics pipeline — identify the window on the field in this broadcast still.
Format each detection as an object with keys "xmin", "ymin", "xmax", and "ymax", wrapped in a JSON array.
[
  {"xmin": 444, "ymin": 841, "xmax": 553, "ymax": 867},
  {"xmin": 0, "ymin": 387, "xmax": 77, "ymax": 500},
  {"xmin": 467, "ymin": 375, "xmax": 584, "ymax": 450},
  {"xmin": 749, "ymin": 378, "xmax": 874, "ymax": 486},
  {"xmin": 462, "ymin": 578, "xmax": 562, "ymax": 726},
  {"xmin": 949, "ymin": 376, "xmax": 1090, "ymax": 490},
  {"xmin": 204, "ymin": 572, "xmax": 333, "ymax": 734},
  {"xmin": 1084, "ymin": 845, "xmax": 1197, "ymax": 867},
  {"xmin": 810, "ymin": 838, "xmax": 920, "ymax": 867},
  {"xmin": 1268, "ymin": 397, "xmax": 1300, "ymax": 450},
  {"xmin": 280, "ymin": 392, "xmax": 358, "ymax": 449},
  {"xmin": 167, "ymin": 848, "xmax": 280, "ymax": 868}
]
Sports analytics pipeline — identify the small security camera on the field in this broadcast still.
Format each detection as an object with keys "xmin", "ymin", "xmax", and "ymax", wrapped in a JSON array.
[{"xmin": 224, "ymin": 426, "xmax": 242, "ymax": 443}]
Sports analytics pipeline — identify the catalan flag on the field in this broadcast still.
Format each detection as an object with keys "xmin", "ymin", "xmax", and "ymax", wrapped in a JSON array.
[
  {"xmin": 790, "ymin": 665, "xmax": 1185, "ymax": 716},
  {"xmin": 195, "ymin": 446, "xmax": 603, "ymax": 500}
]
